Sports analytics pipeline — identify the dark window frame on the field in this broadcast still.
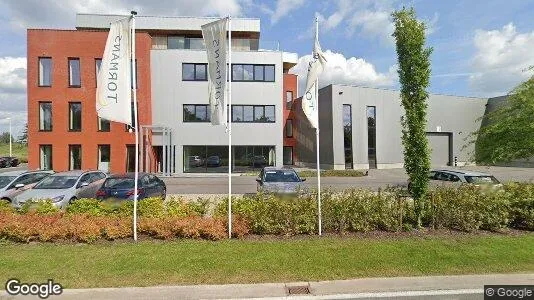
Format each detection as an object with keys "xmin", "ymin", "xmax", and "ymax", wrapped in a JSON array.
[
  {"xmin": 95, "ymin": 58, "xmax": 102, "ymax": 87},
  {"xmin": 285, "ymin": 119, "xmax": 293, "ymax": 137},
  {"xmin": 38, "ymin": 101, "xmax": 52, "ymax": 132},
  {"xmin": 231, "ymin": 64, "xmax": 275, "ymax": 82},
  {"xmin": 39, "ymin": 144, "xmax": 53, "ymax": 170},
  {"xmin": 38, "ymin": 57, "xmax": 52, "ymax": 87},
  {"xmin": 68, "ymin": 57, "xmax": 81, "ymax": 88},
  {"xmin": 97, "ymin": 144, "xmax": 111, "ymax": 170},
  {"xmin": 183, "ymin": 104, "xmax": 210, "ymax": 122},
  {"xmin": 68, "ymin": 144, "xmax": 82, "ymax": 171},
  {"xmin": 182, "ymin": 63, "xmax": 208, "ymax": 81},
  {"xmin": 286, "ymin": 91, "xmax": 294, "ymax": 110},
  {"xmin": 97, "ymin": 117, "xmax": 110, "ymax": 132},
  {"xmin": 68, "ymin": 102, "xmax": 82, "ymax": 132},
  {"xmin": 231, "ymin": 105, "xmax": 276, "ymax": 123}
]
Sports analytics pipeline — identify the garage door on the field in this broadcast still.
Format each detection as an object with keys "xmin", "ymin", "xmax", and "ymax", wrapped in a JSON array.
[{"xmin": 427, "ymin": 133, "xmax": 450, "ymax": 167}]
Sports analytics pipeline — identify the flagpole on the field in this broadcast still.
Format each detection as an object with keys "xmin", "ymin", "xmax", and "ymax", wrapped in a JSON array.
[
  {"xmin": 315, "ymin": 16, "xmax": 322, "ymax": 236},
  {"xmin": 228, "ymin": 16, "xmax": 233, "ymax": 239},
  {"xmin": 131, "ymin": 10, "xmax": 139, "ymax": 241}
]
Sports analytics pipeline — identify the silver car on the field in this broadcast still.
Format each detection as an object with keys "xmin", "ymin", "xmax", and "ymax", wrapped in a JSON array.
[
  {"xmin": 256, "ymin": 167, "xmax": 306, "ymax": 194},
  {"xmin": 0, "ymin": 170, "xmax": 54, "ymax": 203},
  {"xmin": 429, "ymin": 169, "xmax": 501, "ymax": 185},
  {"xmin": 13, "ymin": 170, "xmax": 107, "ymax": 209}
]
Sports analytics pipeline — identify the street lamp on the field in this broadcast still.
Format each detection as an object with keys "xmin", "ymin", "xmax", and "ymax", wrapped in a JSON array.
[{"xmin": 7, "ymin": 118, "xmax": 12, "ymax": 157}]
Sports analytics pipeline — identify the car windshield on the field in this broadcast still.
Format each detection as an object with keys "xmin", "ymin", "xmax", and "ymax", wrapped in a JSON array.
[
  {"xmin": 34, "ymin": 176, "xmax": 79, "ymax": 189},
  {"xmin": 104, "ymin": 178, "xmax": 135, "ymax": 189},
  {"xmin": 264, "ymin": 170, "xmax": 300, "ymax": 182},
  {"xmin": 0, "ymin": 176, "xmax": 16, "ymax": 189},
  {"xmin": 465, "ymin": 176, "xmax": 500, "ymax": 184}
]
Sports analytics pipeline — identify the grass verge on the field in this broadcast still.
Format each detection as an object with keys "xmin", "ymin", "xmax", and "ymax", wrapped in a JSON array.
[
  {"xmin": 0, "ymin": 142, "xmax": 27, "ymax": 162},
  {"xmin": 1, "ymin": 234, "xmax": 533, "ymax": 288}
]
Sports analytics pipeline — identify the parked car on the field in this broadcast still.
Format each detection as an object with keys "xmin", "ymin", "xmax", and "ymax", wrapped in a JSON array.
[
  {"xmin": 429, "ymin": 169, "xmax": 501, "ymax": 185},
  {"xmin": 206, "ymin": 156, "xmax": 221, "ymax": 167},
  {"xmin": 252, "ymin": 156, "xmax": 267, "ymax": 167},
  {"xmin": 188, "ymin": 156, "xmax": 203, "ymax": 167},
  {"xmin": 13, "ymin": 170, "xmax": 107, "ymax": 209},
  {"xmin": 0, "ymin": 170, "xmax": 54, "ymax": 202},
  {"xmin": 256, "ymin": 167, "xmax": 306, "ymax": 194},
  {"xmin": 96, "ymin": 173, "xmax": 166, "ymax": 200},
  {"xmin": 0, "ymin": 157, "xmax": 19, "ymax": 168}
]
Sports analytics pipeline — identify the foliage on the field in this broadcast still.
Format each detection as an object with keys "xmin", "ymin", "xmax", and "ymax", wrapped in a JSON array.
[
  {"xmin": 504, "ymin": 182, "xmax": 534, "ymax": 230},
  {"xmin": 391, "ymin": 7, "xmax": 433, "ymax": 227},
  {"xmin": 18, "ymin": 123, "xmax": 28, "ymax": 145},
  {"xmin": 470, "ymin": 75, "xmax": 534, "ymax": 164},
  {"xmin": 0, "ymin": 132, "xmax": 12, "ymax": 144},
  {"xmin": 20, "ymin": 200, "xmax": 60, "ymax": 215},
  {"xmin": 0, "ymin": 142, "xmax": 28, "ymax": 162}
]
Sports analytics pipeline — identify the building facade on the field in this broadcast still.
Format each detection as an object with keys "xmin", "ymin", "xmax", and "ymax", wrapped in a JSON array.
[
  {"xmin": 27, "ymin": 14, "xmax": 298, "ymax": 175},
  {"xmin": 295, "ymin": 84, "xmax": 489, "ymax": 170}
]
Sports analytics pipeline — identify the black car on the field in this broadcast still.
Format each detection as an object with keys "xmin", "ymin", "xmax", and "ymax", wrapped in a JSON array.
[
  {"xmin": 96, "ymin": 173, "xmax": 166, "ymax": 200},
  {"xmin": 206, "ymin": 156, "xmax": 221, "ymax": 167},
  {"xmin": 0, "ymin": 157, "xmax": 19, "ymax": 168}
]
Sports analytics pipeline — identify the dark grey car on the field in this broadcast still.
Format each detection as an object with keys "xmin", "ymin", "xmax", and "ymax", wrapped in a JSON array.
[{"xmin": 256, "ymin": 167, "xmax": 306, "ymax": 194}]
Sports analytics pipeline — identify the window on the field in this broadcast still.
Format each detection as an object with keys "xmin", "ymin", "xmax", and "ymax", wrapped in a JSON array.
[
  {"xmin": 69, "ymin": 145, "xmax": 82, "ymax": 170},
  {"xmin": 183, "ymin": 104, "xmax": 210, "ymax": 122},
  {"xmin": 367, "ymin": 106, "xmax": 377, "ymax": 169},
  {"xmin": 68, "ymin": 58, "xmax": 81, "ymax": 87},
  {"xmin": 182, "ymin": 63, "xmax": 207, "ymax": 81},
  {"xmin": 168, "ymin": 36, "xmax": 185, "ymax": 49},
  {"xmin": 285, "ymin": 119, "xmax": 293, "ymax": 137},
  {"xmin": 40, "ymin": 145, "xmax": 52, "ymax": 170},
  {"xmin": 38, "ymin": 57, "xmax": 52, "ymax": 86},
  {"xmin": 125, "ymin": 102, "xmax": 138, "ymax": 132},
  {"xmin": 98, "ymin": 117, "xmax": 110, "ymax": 132},
  {"xmin": 131, "ymin": 59, "xmax": 138, "ymax": 89},
  {"xmin": 39, "ymin": 102, "xmax": 52, "ymax": 131},
  {"xmin": 187, "ymin": 37, "xmax": 205, "ymax": 50},
  {"xmin": 69, "ymin": 102, "xmax": 82, "ymax": 131},
  {"xmin": 343, "ymin": 104, "xmax": 353, "ymax": 169},
  {"xmin": 126, "ymin": 145, "xmax": 136, "ymax": 172},
  {"xmin": 283, "ymin": 146, "xmax": 293, "ymax": 165},
  {"xmin": 184, "ymin": 145, "xmax": 275, "ymax": 173},
  {"xmin": 231, "ymin": 105, "xmax": 275, "ymax": 123},
  {"xmin": 98, "ymin": 145, "xmax": 110, "ymax": 172},
  {"xmin": 231, "ymin": 64, "xmax": 275, "ymax": 82},
  {"xmin": 286, "ymin": 91, "xmax": 294, "ymax": 110},
  {"xmin": 9, "ymin": 173, "xmax": 50, "ymax": 189},
  {"xmin": 95, "ymin": 58, "xmax": 102, "ymax": 86}
]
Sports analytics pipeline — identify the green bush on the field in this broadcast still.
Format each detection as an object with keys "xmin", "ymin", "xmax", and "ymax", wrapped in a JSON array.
[
  {"xmin": 66, "ymin": 198, "xmax": 104, "ymax": 216},
  {"xmin": 504, "ymin": 183, "xmax": 534, "ymax": 230},
  {"xmin": 0, "ymin": 200, "xmax": 14, "ymax": 213},
  {"xmin": 165, "ymin": 197, "xmax": 210, "ymax": 217},
  {"xmin": 138, "ymin": 197, "xmax": 165, "ymax": 218},
  {"xmin": 20, "ymin": 200, "xmax": 60, "ymax": 215}
]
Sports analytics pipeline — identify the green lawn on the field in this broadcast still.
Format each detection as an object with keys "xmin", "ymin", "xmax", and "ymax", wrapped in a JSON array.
[
  {"xmin": 0, "ymin": 142, "xmax": 27, "ymax": 162},
  {"xmin": 1, "ymin": 234, "xmax": 533, "ymax": 288}
]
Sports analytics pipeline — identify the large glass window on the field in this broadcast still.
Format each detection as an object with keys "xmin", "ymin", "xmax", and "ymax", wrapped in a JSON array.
[
  {"xmin": 183, "ymin": 104, "xmax": 210, "ymax": 122},
  {"xmin": 39, "ymin": 102, "xmax": 52, "ymax": 131},
  {"xmin": 182, "ymin": 63, "xmax": 207, "ymax": 81},
  {"xmin": 98, "ymin": 145, "xmax": 110, "ymax": 172},
  {"xmin": 231, "ymin": 105, "xmax": 275, "ymax": 123},
  {"xmin": 40, "ymin": 145, "xmax": 52, "ymax": 170},
  {"xmin": 69, "ymin": 145, "xmax": 82, "ymax": 170},
  {"xmin": 68, "ymin": 58, "xmax": 81, "ymax": 87},
  {"xmin": 286, "ymin": 91, "xmax": 293, "ymax": 110},
  {"xmin": 343, "ymin": 104, "xmax": 353, "ymax": 169},
  {"xmin": 38, "ymin": 57, "xmax": 52, "ymax": 86},
  {"xmin": 187, "ymin": 37, "xmax": 205, "ymax": 50},
  {"xmin": 367, "ymin": 106, "xmax": 377, "ymax": 169},
  {"xmin": 286, "ymin": 119, "xmax": 293, "ymax": 137},
  {"xmin": 232, "ymin": 64, "xmax": 275, "ymax": 82},
  {"xmin": 69, "ymin": 102, "xmax": 82, "ymax": 131},
  {"xmin": 184, "ymin": 145, "xmax": 275, "ymax": 173},
  {"xmin": 168, "ymin": 36, "xmax": 185, "ymax": 49}
]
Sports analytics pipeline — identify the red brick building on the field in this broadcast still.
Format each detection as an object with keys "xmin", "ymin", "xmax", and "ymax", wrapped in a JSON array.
[
  {"xmin": 283, "ymin": 73, "xmax": 298, "ymax": 165},
  {"xmin": 27, "ymin": 29, "xmax": 152, "ymax": 173}
]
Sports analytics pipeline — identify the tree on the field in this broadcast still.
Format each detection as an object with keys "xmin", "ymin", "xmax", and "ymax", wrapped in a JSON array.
[
  {"xmin": 18, "ymin": 123, "xmax": 28, "ymax": 145},
  {"xmin": 392, "ymin": 7, "xmax": 433, "ymax": 227},
  {"xmin": 0, "ymin": 132, "xmax": 12, "ymax": 144},
  {"xmin": 471, "ymin": 71, "xmax": 534, "ymax": 164}
]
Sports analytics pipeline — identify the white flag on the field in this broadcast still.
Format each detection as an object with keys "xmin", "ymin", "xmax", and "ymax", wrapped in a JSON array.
[
  {"xmin": 303, "ymin": 38, "xmax": 327, "ymax": 129},
  {"xmin": 96, "ymin": 17, "xmax": 132, "ymax": 125},
  {"xmin": 202, "ymin": 18, "xmax": 228, "ymax": 126}
]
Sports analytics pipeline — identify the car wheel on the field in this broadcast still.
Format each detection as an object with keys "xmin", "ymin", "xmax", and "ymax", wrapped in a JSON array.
[{"xmin": 1, "ymin": 197, "xmax": 10, "ymax": 203}]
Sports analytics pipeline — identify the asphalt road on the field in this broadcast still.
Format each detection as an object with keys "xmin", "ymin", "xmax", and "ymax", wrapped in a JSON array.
[{"xmin": 162, "ymin": 166, "xmax": 534, "ymax": 194}]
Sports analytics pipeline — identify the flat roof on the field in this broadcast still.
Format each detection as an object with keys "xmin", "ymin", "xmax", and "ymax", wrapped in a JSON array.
[{"xmin": 76, "ymin": 14, "xmax": 260, "ymax": 33}]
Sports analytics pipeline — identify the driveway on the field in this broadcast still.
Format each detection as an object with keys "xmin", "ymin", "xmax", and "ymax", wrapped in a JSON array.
[{"xmin": 163, "ymin": 166, "xmax": 533, "ymax": 195}]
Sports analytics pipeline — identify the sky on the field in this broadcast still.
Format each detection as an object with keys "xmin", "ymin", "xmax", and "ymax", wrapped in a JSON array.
[{"xmin": 0, "ymin": 0, "xmax": 533, "ymax": 136}]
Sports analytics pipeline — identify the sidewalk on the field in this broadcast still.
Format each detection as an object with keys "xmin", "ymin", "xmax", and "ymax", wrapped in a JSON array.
[{"xmin": 3, "ymin": 273, "xmax": 532, "ymax": 299}]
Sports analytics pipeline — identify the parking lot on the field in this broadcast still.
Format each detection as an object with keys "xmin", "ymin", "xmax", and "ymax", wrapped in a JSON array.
[{"xmin": 162, "ymin": 166, "xmax": 534, "ymax": 195}]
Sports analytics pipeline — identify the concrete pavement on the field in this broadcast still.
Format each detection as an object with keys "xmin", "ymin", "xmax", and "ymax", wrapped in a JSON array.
[{"xmin": 2, "ymin": 273, "xmax": 532, "ymax": 299}]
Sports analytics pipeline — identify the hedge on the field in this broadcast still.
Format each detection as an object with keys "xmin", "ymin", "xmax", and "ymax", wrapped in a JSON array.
[{"xmin": 0, "ymin": 183, "xmax": 533, "ymax": 243}]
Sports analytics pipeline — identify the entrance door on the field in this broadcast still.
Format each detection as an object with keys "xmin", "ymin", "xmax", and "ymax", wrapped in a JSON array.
[{"xmin": 427, "ymin": 133, "xmax": 451, "ymax": 167}]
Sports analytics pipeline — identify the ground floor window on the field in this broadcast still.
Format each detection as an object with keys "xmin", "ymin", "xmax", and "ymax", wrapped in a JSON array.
[
  {"xmin": 184, "ymin": 145, "xmax": 275, "ymax": 173},
  {"xmin": 40, "ymin": 145, "xmax": 52, "ymax": 170},
  {"xmin": 69, "ymin": 145, "xmax": 82, "ymax": 170},
  {"xmin": 98, "ymin": 145, "xmax": 110, "ymax": 172},
  {"xmin": 126, "ymin": 145, "xmax": 136, "ymax": 172},
  {"xmin": 283, "ymin": 146, "xmax": 293, "ymax": 165}
]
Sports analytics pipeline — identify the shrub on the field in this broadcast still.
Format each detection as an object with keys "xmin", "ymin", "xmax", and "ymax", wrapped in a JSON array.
[
  {"xmin": 20, "ymin": 200, "xmax": 60, "ymax": 215},
  {"xmin": 505, "ymin": 183, "xmax": 534, "ymax": 230},
  {"xmin": 0, "ymin": 200, "xmax": 14, "ymax": 214},
  {"xmin": 66, "ymin": 198, "xmax": 104, "ymax": 216},
  {"xmin": 138, "ymin": 197, "xmax": 164, "ymax": 218},
  {"xmin": 165, "ymin": 197, "xmax": 204, "ymax": 217}
]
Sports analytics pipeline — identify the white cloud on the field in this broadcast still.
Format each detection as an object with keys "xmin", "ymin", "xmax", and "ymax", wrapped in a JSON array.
[
  {"xmin": 348, "ymin": 9, "xmax": 394, "ymax": 45},
  {"xmin": 469, "ymin": 23, "xmax": 534, "ymax": 96},
  {"xmin": 0, "ymin": 56, "xmax": 27, "ymax": 135},
  {"xmin": 289, "ymin": 50, "xmax": 396, "ymax": 96},
  {"xmin": 264, "ymin": 0, "xmax": 305, "ymax": 24}
]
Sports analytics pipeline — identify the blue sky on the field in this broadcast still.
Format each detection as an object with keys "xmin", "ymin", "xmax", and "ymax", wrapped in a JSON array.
[{"xmin": 0, "ymin": 0, "xmax": 533, "ymax": 135}]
